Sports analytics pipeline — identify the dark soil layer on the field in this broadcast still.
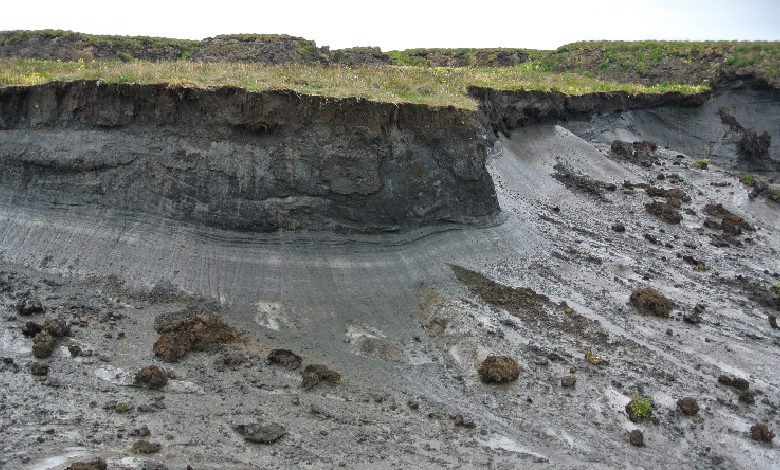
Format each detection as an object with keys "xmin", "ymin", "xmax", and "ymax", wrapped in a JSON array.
[{"xmin": 0, "ymin": 80, "xmax": 499, "ymax": 233}]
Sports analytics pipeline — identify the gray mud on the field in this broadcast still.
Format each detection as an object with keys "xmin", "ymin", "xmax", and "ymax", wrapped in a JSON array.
[{"xmin": 1, "ymin": 86, "xmax": 780, "ymax": 469}]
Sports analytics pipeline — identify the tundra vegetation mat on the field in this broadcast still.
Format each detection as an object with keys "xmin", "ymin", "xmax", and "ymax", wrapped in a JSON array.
[{"xmin": 0, "ymin": 59, "xmax": 708, "ymax": 109}]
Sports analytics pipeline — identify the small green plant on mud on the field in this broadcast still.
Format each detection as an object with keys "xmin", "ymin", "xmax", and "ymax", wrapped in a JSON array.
[
  {"xmin": 335, "ymin": 376, "xmax": 347, "ymax": 386},
  {"xmin": 694, "ymin": 159, "xmax": 710, "ymax": 170},
  {"xmin": 627, "ymin": 393, "xmax": 652, "ymax": 420},
  {"xmin": 741, "ymin": 172, "xmax": 755, "ymax": 183},
  {"xmin": 772, "ymin": 281, "xmax": 780, "ymax": 293}
]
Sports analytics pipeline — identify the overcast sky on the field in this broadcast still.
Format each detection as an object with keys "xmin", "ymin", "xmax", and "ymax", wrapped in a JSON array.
[{"xmin": 2, "ymin": 0, "xmax": 778, "ymax": 51}]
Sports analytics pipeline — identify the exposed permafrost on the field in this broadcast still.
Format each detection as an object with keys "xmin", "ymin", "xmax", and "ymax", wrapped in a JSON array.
[{"xmin": 0, "ymin": 81, "xmax": 499, "ymax": 233}]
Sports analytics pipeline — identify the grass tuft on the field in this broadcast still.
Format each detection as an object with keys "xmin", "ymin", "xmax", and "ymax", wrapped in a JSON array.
[{"xmin": 0, "ymin": 59, "xmax": 708, "ymax": 110}]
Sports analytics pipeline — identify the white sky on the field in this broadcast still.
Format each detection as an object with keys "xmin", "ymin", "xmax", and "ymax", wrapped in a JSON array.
[{"xmin": 2, "ymin": 0, "xmax": 779, "ymax": 51}]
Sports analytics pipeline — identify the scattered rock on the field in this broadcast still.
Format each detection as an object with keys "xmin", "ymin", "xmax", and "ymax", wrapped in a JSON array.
[
  {"xmin": 629, "ymin": 429, "xmax": 645, "ymax": 446},
  {"xmin": 17, "ymin": 297, "xmax": 44, "ymax": 316},
  {"xmin": 666, "ymin": 328, "xmax": 674, "ymax": 336},
  {"xmin": 130, "ymin": 425, "xmax": 151, "ymax": 437},
  {"xmin": 30, "ymin": 362, "xmax": 49, "ymax": 376},
  {"xmin": 214, "ymin": 352, "xmax": 247, "ymax": 371},
  {"xmin": 153, "ymin": 313, "xmax": 237, "ymax": 362},
  {"xmin": 738, "ymin": 391, "xmax": 756, "ymax": 405},
  {"xmin": 65, "ymin": 459, "xmax": 107, "ymax": 470},
  {"xmin": 683, "ymin": 303, "xmax": 704, "ymax": 324},
  {"xmin": 135, "ymin": 365, "xmax": 169, "ymax": 389},
  {"xmin": 132, "ymin": 439, "xmax": 161, "ymax": 453},
  {"xmin": 68, "ymin": 344, "xmax": 82, "ymax": 357},
  {"xmin": 234, "ymin": 423, "xmax": 286, "ymax": 444},
  {"xmin": 561, "ymin": 375, "xmax": 577, "ymax": 387},
  {"xmin": 478, "ymin": 355, "xmax": 520, "ymax": 384},
  {"xmin": 266, "ymin": 348, "xmax": 303, "ymax": 369},
  {"xmin": 451, "ymin": 414, "xmax": 476, "ymax": 429},
  {"xmin": 750, "ymin": 424, "xmax": 775, "ymax": 442},
  {"xmin": 629, "ymin": 288, "xmax": 672, "ymax": 318},
  {"xmin": 770, "ymin": 315, "xmax": 779, "ymax": 329},
  {"xmin": 301, "ymin": 364, "xmax": 342, "ymax": 390},
  {"xmin": 407, "ymin": 400, "xmax": 420, "ymax": 410},
  {"xmin": 611, "ymin": 223, "xmax": 626, "ymax": 232},
  {"xmin": 677, "ymin": 397, "xmax": 699, "ymax": 415}
]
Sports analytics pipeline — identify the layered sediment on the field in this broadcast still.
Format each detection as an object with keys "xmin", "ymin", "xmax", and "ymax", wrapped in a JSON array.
[{"xmin": 0, "ymin": 80, "xmax": 499, "ymax": 233}]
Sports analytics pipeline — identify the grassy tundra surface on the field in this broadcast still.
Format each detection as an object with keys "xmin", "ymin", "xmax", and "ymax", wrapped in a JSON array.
[{"xmin": 0, "ymin": 59, "xmax": 707, "ymax": 110}]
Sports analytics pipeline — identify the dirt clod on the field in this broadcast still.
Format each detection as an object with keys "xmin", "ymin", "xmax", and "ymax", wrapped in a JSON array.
[
  {"xmin": 30, "ymin": 362, "xmax": 49, "ymax": 376},
  {"xmin": 234, "ymin": 423, "xmax": 286, "ymax": 444},
  {"xmin": 21, "ymin": 321, "xmax": 43, "ymax": 338},
  {"xmin": 301, "ymin": 364, "xmax": 342, "ymax": 389},
  {"xmin": 153, "ymin": 312, "xmax": 237, "ymax": 362},
  {"xmin": 132, "ymin": 439, "xmax": 161, "ymax": 453},
  {"xmin": 629, "ymin": 288, "xmax": 672, "ymax": 318},
  {"xmin": 32, "ymin": 331, "xmax": 57, "ymax": 358},
  {"xmin": 750, "ymin": 424, "xmax": 775, "ymax": 442},
  {"xmin": 17, "ymin": 297, "xmax": 44, "ymax": 316},
  {"xmin": 645, "ymin": 201, "xmax": 682, "ymax": 224},
  {"xmin": 561, "ymin": 375, "xmax": 577, "ymax": 387},
  {"xmin": 135, "ymin": 365, "xmax": 169, "ymax": 389},
  {"xmin": 266, "ymin": 348, "xmax": 303, "ymax": 369},
  {"xmin": 629, "ymin": 430, "xmax": 645, "ymax": 446},
  {"xmin": 478, "ymin": 355, "xmax": 520, "ymax": 384},
  {"xmin": 677, "ymin": 397, "xmax": 700, "ymax": 415}
]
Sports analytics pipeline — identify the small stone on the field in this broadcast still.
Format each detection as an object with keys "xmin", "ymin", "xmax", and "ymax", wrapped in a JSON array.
[
  {"xmin": 769, "ymin": 315, "xmax": 778, "ymax": 329},
  {"xmin": 666, "ymin": 328, "xmax": 673, "ymax": 336},
  {"xmin": 130, "ymin": 425, "xmax": 151, "ymax": 437},
  {"xmin": 629, "ymin": 430, "xmax": 644, "ymax": 446},
  {"xmin": 17, "ymin": 298, "xmax": 44, "ymax": 316},
  {"xmin": 561, "ymin": 376, "xmax": 577, "ymax": 387},
  {"xmin": 131, "ymin": 439, "xmax": 161, "ymax": 453},
  {"xmin": 611, "ymin": 224, "xmax": 626, "ymax": 233},
  {"xmin": 21, "ymin": 322, "xmax": 43, "ymax": 338},
  {"xmin": 732, "ymin": 378, "xmax": 749, "ymax": 392},
  {"xmin": 677, "ymin": 397, "xmax": 699, "ymax": 415},
  {"xmin": 30, "ymin": 362, "xmax": 49, "ymax": 376},
  {"xmin": 234, "ymin": 423, "xmax": 286, "ymax": 444},
  {"xmin": 301, "ymin": 364, "xmax": 341, "ymax": 389},
  {"xmin": 717, "ymin": 375, "xmax": 733, "ymax": 386},
  {"xmin": 68, "ymin": 345, "xmax": 82, "ymax": 357},
  {"xmin": 407, "ymin": 400, "xmax": 420, "ymax": 410}
]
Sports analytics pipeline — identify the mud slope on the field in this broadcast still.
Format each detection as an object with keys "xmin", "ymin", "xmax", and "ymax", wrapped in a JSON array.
[
  {"xmin": 0, "ymin": 80, "xmax": 498, "ymax": 233},
  {"xmin": 1, "ymin": 86, "xmax": 780, "ymax": 470}
]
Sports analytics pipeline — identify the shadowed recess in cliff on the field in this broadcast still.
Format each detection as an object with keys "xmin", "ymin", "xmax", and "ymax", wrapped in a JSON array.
[{"xmin": 0, "ymin": 80, "xmax": 499, "ymax": 233}]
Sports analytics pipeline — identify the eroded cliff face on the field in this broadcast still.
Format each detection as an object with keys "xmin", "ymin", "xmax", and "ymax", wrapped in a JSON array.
[{"xmin": 0, "ymin": 81, "xmax": 499, "ymax": 232}]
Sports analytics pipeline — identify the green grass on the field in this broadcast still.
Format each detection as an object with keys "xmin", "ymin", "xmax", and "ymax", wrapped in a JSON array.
[
  {"xmin": 627, "ymin": 393, "xmax": 652, "ymax": 420},
  {"xmin": 0, "ymin": 59, "xmax": 709, "ymax": 110}
]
